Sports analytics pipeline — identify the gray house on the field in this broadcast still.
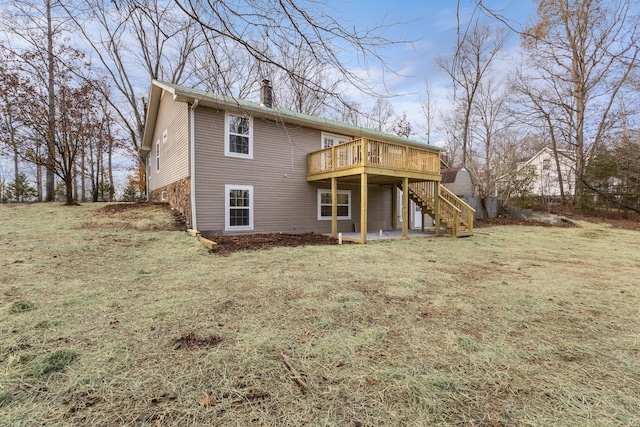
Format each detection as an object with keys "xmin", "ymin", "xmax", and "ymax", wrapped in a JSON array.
[{"xmin": 141, "ymin": 80, "xmax": 474, "ymax": 241}]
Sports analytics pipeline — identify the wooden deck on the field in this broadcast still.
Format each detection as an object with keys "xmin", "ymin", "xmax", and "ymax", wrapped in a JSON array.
[
  {"xmin": 307, "ymin": 138, "xmax": 441, "ymax": 183},
  {"xmin": 306, "ymin": 138, "xmax": 473, "ymax": 242}
]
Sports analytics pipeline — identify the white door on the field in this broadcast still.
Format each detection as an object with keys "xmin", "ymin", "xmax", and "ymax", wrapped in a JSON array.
[{"xmin": 413, "ymin": 202, "xmax": 422, "ymax": 229}]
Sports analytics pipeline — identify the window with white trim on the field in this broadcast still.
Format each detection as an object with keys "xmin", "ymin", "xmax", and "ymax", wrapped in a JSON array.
[
  {"xmin": 321, "ymin": 132, "xmax": 351, "ymax": 149},
  {"xmin": 318, "ymin": 189, "xmax": 351, "ymax": 220},
  {"xmin": 155, "ymin": 140, "xmax": 160, "ymax": 172},
  {"xmin": 225, "ymin": 185, "xmax": 254, "ymax": 230},
  {"xmin": 225, "ymin": 112, "xmax": 253, "ymax": 158}
]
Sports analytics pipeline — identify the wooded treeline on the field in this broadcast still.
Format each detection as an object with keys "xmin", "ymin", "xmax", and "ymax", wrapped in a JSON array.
[
  {"xmin": 0, "ymin": 0, "xmax": 638, "ymax": 214},
  {"xmin": 436, "ymin": 0, "xmax": 640, "ymax": 215}
]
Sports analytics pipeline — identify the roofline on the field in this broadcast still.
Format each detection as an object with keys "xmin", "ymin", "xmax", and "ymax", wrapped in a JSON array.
[
  {"xmin": 520, "ymin": 146, "xmax": 574, "ymax": 168},
  {"xmin": 140, "ymin": 79, "xmax": 440, "ymax": 155}
]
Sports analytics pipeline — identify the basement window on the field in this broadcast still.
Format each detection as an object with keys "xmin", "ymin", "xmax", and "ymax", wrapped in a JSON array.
[
  {"xmin": 225, "ymin": 184, "xmax": 254, "ymax": 231},
  {"xmin": 317, "ymin": 189, "xmax": 351, "ymax": 220}
]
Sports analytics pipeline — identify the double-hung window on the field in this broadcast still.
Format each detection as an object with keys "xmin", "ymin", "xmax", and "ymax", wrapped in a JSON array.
[
  {"xmin": 318, "ymin": 189, "xmax": 351, "ymax": 220},
  {"xmin": 225, "ymin": 112, "xmax": 253, "ymax": 158},
  {"xmin": 225, "ymin": 185, "xmax": 253, "ymax": 230}
]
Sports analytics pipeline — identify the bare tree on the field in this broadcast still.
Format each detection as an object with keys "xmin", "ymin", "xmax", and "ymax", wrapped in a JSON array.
[
  {"xmin": 359, "ymin": 99, "xmax": 395, "ymax": 132},
  {"xmin": 438, "ymin": 20, "xmax": 508, "ymax": 167},
  {"xmin": 419, "ymin": 80, "xmax": 436, "ymax": 144},
  {"xmin": 0, "ymin": 0, "xmax": 73, "ymax": 201},
  {"xmin": 510, "ymin": 65, "xmax": 572, "ymax": 204},
  {"xmin": 0, "ymin": 49, "xmax": 31, "ymax": 184},
  {"xmin": 468, "ymin": 79, "xmax": 514, "ymax": 216},
  {"xmin": 61, "ymin": 0, "xmax": 203, "ymax": 160},
  {"xmin": 482, "ymin": 0, "xmax": 640, "ymax": 205},
  {"xmin": 174, "ymin": 0, "xmax": 403, "ymax": 106}
]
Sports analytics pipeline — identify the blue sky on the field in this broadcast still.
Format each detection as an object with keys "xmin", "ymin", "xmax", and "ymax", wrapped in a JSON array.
[{"xmin": 334, "ymin": 0, "xmax": 537, "ymax": 141}]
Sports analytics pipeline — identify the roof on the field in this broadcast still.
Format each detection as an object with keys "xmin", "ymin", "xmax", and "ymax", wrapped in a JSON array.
[
  {"xmin": 440, "ymin": 166, "xmax": 471, "ymax": 184},
  {"xmin": 141, "ymin": 80, "xmax": 440, "ymax": 155},
  {"xmin": 519, "ymin": 146, "xmax": 575, "ymax": 169}
]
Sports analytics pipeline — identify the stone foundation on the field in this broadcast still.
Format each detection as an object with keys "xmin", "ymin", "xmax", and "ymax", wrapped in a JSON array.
[{"xmin": 150, "ymin": 177, "xmax": 192, "ymax": 227}]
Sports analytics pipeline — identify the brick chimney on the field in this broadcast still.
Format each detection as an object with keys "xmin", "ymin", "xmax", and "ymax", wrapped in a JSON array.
[{"xmin": 260, "ymin": 79, "xmax": 273, "ymax": 108}]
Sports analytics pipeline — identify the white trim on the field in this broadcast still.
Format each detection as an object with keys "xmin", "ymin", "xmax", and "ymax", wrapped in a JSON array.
[
  {"xmin": 189, "ymin": 100, "xmax": 199, "ymax": 231},
  {"xmin": 224, "ymin": 112, "xmax": 253, "ymax": 159},
  {"xmin": 225, "ymin": 184, "xmax": 254, "ymax": 231},
  {"xmin": 317, "ymin": 189, "xmax": 351, "ymax": 220},
  {"xmin": 321, "ymin": 132, "xmax": 352, "ymax": 149}
]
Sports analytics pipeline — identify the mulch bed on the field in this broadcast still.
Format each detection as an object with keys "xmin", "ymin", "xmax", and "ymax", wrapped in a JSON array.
[{"xmin": 200, "ymin": 232, "xmax": 353, "ymax": 255}]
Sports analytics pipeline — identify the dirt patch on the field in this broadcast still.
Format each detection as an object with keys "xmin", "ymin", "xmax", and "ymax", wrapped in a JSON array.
[
  {"xmin": 85, "ymin": 203, "xmax": 187, "ymax": 231},
  {"xmin": 477, "ymin": 206, "xmax": 640, "ymax": 231},
  {"xmin": 548, "ymin": 206, "xmax": 640, "ymax": 231},
  {"xmin": 201, "ymin": 232, "xmax": 352, "ymax": 255},
  {"xmin": 173, "ymin": 332, "xmax": 223, "ymax": 349},
  {"xmin": 475, "ymin": 217, "xmax": 576, "ymax": 228}
]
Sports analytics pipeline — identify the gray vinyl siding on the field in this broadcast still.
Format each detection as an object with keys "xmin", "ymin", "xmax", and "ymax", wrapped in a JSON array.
[
  {"xmin": 192, "ymin": 106, "xmax": 394, "ymax": 234},
  {"xmin": 148, "ymin": 90, "xmax": 189, "ymax": 191}
]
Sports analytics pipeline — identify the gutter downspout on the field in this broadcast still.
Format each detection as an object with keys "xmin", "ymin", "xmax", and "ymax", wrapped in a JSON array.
[{"xmin": 189, "ymin": 99, "xmax": 199, "ymax": 231}]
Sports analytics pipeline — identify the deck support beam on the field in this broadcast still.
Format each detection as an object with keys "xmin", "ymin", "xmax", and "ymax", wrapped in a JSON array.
[
  {"xmin": 360, "ymin": 173, "xmax": 368, "ymax": 244},
  {"xmin": 391, "ymin": 185, "xmax": 398, "ymax": 230},
  {"xmin": 402, "ymin": 177, "xmax": 409, "ymax": 239},
  {"xmin": 331, "ymin": 177, "xmax": 338, "ymax": 238},
  {"xmin": 434, "ymin": 182, "xmax": 441, "ymax": 236}
]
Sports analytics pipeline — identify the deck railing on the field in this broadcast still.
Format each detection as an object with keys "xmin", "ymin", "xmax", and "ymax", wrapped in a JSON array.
[
  {"xmin": 308, "ymin": 138, "xmax": 440, "ymax": 176},
  {"xmin": 440, "ymin": 185, "xmax": 475, "ymax": 235}
]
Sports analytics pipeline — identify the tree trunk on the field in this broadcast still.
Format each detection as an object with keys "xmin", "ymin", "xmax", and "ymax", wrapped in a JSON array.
[
  {"xmin": 544, "ymin": 113, "xmax": 566, "ymax": 205},
  {"xmin": 13, "ymin": 146, "xmax": 19, "ymax": 183},
  {"xmin": 65, "ymin": 175, "xmax": 75, "ymax": 205},
  {"xmin": 45, "ymin": 0, "xmax": 56, "ymax": 202},
  {"xmin": 80, "ymin": 142, "xmax": 86, "ymax": 202}
]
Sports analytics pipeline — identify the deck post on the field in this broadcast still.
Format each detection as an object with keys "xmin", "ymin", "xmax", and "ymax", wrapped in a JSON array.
[
  {"xmin": 434, "ymin": 182, "xmax": 441, "ymax": 236},
  {"xmin": 391, "ymin": 185, "xmax": 398, "ymax": 230},
  {"xmin": 360, "ymin": 173, "xmax": 368, "ymax": 244},
  {"xmin": 331, "ymin": 177, "xmax": 337, "ymax": 238},
  {"xmin": 402, "ymin": 177, "xmax": 409, "ymax": 239}
]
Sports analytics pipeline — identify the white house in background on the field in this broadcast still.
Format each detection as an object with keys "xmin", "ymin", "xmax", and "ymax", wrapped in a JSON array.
[{"xmin": 516, "ymin": 147, "xmax": 575, "ymax": 197}]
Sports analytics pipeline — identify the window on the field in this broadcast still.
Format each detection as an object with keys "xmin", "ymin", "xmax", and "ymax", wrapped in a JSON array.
[
  {"xmin": 317, "ymin": 189, "xmax": 351, "ymax": 220},
  {"xmin": 225, "ymin": 185, "xmax": 253, "ymax": 230},
  {"xmin": 542, "ymin": 158, "xmax": 551, "ymax": 171},
  {"xmin": 321, "ymin": 132, "xmax": 351, "ymax": 149},
  {"xmin": 155, "ymin": 140, "xmax": 160, "ymax": 172},
  {"xmin": 225, "ymin": 112, "xmax": 253, "ymax": 158}
]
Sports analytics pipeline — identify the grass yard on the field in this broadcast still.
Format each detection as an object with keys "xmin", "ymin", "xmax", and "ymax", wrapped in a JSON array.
[{"xmin": 1, "ymin": 202, "xmax": 639, "ymax": 426}]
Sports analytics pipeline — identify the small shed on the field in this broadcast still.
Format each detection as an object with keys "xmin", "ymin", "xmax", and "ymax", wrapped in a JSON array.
[{"xmin": 441, "ymin": 166, "xmax": 475, "ymax": 198}]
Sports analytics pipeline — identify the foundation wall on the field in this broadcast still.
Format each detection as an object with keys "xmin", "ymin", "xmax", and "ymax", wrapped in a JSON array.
[{"xmin": 149, "ymin": 177, "xmax": 192, "ymax": 227}]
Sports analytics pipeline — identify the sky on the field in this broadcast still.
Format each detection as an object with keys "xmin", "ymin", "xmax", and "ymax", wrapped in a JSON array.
[
  {"xmin": 0, "ymin": 0, "xmax": 538, "ymax": 188},
  {"xmin": 332, "ymin": 0, "xmax": 537, "ymax": 143}
]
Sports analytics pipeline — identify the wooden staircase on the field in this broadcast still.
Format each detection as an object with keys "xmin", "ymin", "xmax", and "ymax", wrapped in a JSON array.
[{"xmin": 402, "ymin": 181, "xmax": 475, "ymax": 237}]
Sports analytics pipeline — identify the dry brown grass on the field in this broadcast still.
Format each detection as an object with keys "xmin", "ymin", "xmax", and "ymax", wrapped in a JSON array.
[{"xmin": 1, "ymin": 202, "xmax": 639, "ymax": 426}]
